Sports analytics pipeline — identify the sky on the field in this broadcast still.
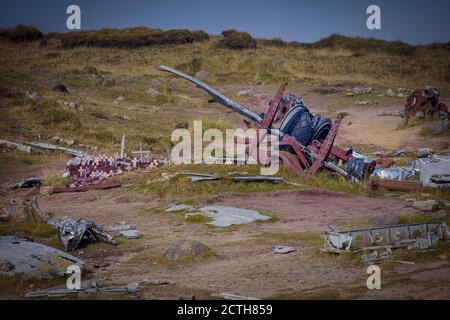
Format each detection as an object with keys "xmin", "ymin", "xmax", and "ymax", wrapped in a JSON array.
[{"xmin": 0, "ymin": 0, "xmax": 449, "ymax": 45}]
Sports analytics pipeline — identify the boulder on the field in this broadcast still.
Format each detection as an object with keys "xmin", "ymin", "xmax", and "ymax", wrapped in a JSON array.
[
  {"xmin": 163, "ymin": 239, "xmax": 210, "ymax": 261},
  {"xmin": 351, "ymin": 86, "xmax": 372, "ymax": 95},
  {"xmin": 147, "ymin": 88, "xmax": 161, "ymax": 98},
  {"xmin": 412, "ymin": 200, "xmax": 439, "ymax": 212},
  {"xmin": 237, "ymin": 88, "xmax": 252, "ymax": 97},
  {"xmin": 386, "ymin": 88, "xmax": 395, "ymax": 97},
  {"xmin": 195, "ymin": 69, "xmax": 210, "ymax": 80},
  {"xmin": 422, "ymin": 120, "xmax": 449, "ymax": 136},
  {"xmin": 52, "ymin": 84, "xmax": 68, "ymax": 93}
]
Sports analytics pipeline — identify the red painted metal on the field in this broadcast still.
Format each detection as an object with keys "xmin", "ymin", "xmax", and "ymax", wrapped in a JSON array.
[
  {"xmin": 279, "ymin": 151, "xmax": 305, "ymax": 176},
  {"xmin": 280, "ymin": 134, "xmax": 310, "ymax": 170},
  {"xmin": 261, "ymin": 83, "xmax": 287, "ymax": 128},
  {"xmin": 306, "ymin": 112, "xmax": 347, "ymax": 178}
]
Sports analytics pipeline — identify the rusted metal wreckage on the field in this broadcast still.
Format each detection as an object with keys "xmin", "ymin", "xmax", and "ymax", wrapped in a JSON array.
[
  {"xmin": 402, "ymin": 86, "xmax": 448, "ymax": 122},
  {"xmin": 160, "ymin": 65, "xmax": 375, "ymax": 182}
]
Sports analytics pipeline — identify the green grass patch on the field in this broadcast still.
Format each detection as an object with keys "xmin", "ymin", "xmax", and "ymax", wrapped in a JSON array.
[{"xmin": 0, "ymin": 220, "xmax": 57, "ymax": 239}]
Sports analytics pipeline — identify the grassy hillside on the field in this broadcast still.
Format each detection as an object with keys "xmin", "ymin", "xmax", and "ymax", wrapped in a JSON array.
[{"xmin": 0, "ymin": 27, "xmax": 449, "ymax": 166}]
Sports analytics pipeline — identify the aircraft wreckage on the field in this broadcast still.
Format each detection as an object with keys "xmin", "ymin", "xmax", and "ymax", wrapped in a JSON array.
[{"xmin": 160, "ymin": 65, "xmax": 375, "ymax": 182}]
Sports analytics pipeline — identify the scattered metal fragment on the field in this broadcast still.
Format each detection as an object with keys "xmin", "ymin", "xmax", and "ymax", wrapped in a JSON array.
[
  {"xmin": 232, "ymin": 176, "xmax": 284, "ymax": 183},
  {"xmin": 196, "ymin": 206, "xmax": 271, "ymax": 227},
  {"xmin": 119, "ymin": 229, "xmax": 140, "ymax": 239},
  {"xmin": 25, "ymin": 282, "xmax": 139, "ymax": 298},
  {"xmin": 26, "ymin": 141, "xmax": 86, "ymax": 157},
  {"xmin": 106, "ymin": 224, "xmax": 134, "ymax": 232},
  {"xmin": 5, "ymin": 177, "xmax": 42, "ymax": 189},
  {"xmin": 0, "ymin": 208, "xmax": 11, "ymax": 222},
  {"xmin": 321, "ymin": 227, "xmax": 353, "ymax": 253},
  {"xmin": 273, "ymin": 246, "xmax": 296, "ymax": 254},
  {"xmin": 165, "ymin": 203, "xmax": 194, "ymax": 212},
  {"xmin": 430, "ymin": 174, "xmax": 450, "ymax": 188},
  {"xmin": 371, "ymin": 167, "xmax": 414, "ymax": 180},
  {"xmin": 211, "ymin": 292, "xmax": 260, "ymax": 300},
  {"xmin": 393, "ymin": 260, "xmax": 415, "ymax": 265},
  {"xmin": 52, "ymin": 180, "xmax": 122, "ymax": 193},
  {"xmin": 48, "ymin": 217, "xmax": 116, "ymax": 252},
  {"xmin": 204, "ymin": 156, "xmax": 249, "ymax": 165},
  {"xmin": 179, "ymin": 172, "xmax": 219, "ymax": 182},
  {"xmin": 415, "ymin": 148, "xmax": 434, "ymax": 158},
  {"xmin": 321, "ymin": 222, "xmax": 450, "ymax": 258},
  {"xmin": 144, "ymin": 279, "xmax": 173, "ymax": 285},
  {"xmin": 0, "ymin": 139, "xmax": 31, "ymax": 153},
  {"xmin": 418, "ymin": 156, "xmax": 450, "ymax": 187},
  {"xmin": 0, "ymin": 236, "xmax": 84, "ymax": 277},
  {"xmin": 361, "ymin": 248, "xmax": 392, "ymax": 263},
  {"xmin": 394, "ymin": 149, "xmax": 407, "ymax": 156}
]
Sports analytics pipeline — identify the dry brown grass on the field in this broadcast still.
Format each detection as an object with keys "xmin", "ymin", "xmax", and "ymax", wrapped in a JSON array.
[{"xmin": 0, "ymin": 32, "xmax": 449, "ymax": 158}]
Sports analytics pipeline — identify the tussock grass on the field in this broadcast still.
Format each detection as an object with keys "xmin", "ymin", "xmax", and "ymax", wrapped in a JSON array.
[
  {"xmin": 42, "ymin": 170, "xmax": 70, "ymax": 187},
  {"xmin": 0, "ymin": 220, "xmax": 56, "ymax": 239}
]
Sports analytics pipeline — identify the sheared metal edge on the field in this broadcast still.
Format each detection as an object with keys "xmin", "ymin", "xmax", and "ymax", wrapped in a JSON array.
[
  {"xmin": 321, "ymin": 221, "xmax": 450, "ymax": 254},
  {"xmin": 26, "ymin": 141, "xmax": 86, "ymax": 158}
]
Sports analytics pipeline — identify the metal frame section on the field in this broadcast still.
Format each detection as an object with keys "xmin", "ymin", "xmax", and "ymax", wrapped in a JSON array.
[{"xmin": 321, "ymin": 222, "xmax": 450, "ymax": 254}]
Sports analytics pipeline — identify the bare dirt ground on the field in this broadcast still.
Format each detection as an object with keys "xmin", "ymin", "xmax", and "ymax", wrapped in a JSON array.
[
  {"xmin": 4, "ymin": 184, "xmax": 445, "ymax": 300},
  {"xmin": 1, "ymin": 84, "xmax": 449, "ymax": 300}
]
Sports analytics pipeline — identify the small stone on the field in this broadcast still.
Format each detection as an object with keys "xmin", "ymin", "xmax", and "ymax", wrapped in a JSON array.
[
  {"xmin": 126, "ymin": 282, "xmax": 139, "ymax": 292},
  {"xmin": 237, "ymin": 88, "xmax": 252, "ymax": 97},
  {"xmin": 163, "ymin": 239, "xmax": 210, "ymax": 261},
  {"xmin": 175, "ymin": 122, "xmax": 189, "ymax": 129},
  {"xmin": 352, "ymin": 86, "xmax": 372, "ymax": 95},
  {"xmin": 415, "ymin": 148, "xmax": 434, "ymax": 158},
  {"xmin": 97, "ymin": 75, "xmax": 115, "ymax": 87},
  {"xmin": 412, "ymin": 200, "xmax": 439, "ymax": 212},
  {"xmin": 52, "ymin": 84, "xmax": 69, "ymax": 93},
  {"xmin": 272, "ymin": 58, "xmax": 284, "ymax": 66},
  {"xmin": 120, "ymin": 230, "xmax": 140, "ymax": 239},
  {"xmin": 355, "ymin": 100, "xmax": 376, "ymax": 106},
  {"xmin": 39, "ymin": 186, "xmax": 53, "ymax": 196},
  {"xmin": 115, "ymin": 96, "xmax": 125, "ymax": 102},
  {"xmin": 165, "ymin": 203, "xmax": 194, "ymax": 212},
  {"xmin": 26, "ymin": 91, "xmax": 40, "ymax": 100},
  {"xmin": 0, "ymin": 208, "xmax": 11, "ymax": 222},
  {"xmin": 68, "ymin": 102, "xmax": 79, "ymax": 109},
  {"xmin": 147, "ymin": 88, "xmax": 161, "ymax": 98},
  {"xmin": 400, "ymin": 194, "xmax": 415, "ymax": 202},
  {"xmin": 0, "ymin": 260, "xmax": 14, "ymax": 272},
  {"xmin": 431, "ymin": 210, "xmax": 448, "ymax": 219},
  {"xmin": 93, "ymin": 262, "xmax": 110, "ymax": 268},
  {"xmin": 422, "ymin": 120, "xmax": 449, "ymax": 136},
  {"xmin": 438, "ymin": 254, "xmax": 447, "ymax": 260},
  {"xmin": 273, "ymin": 246, "xmax": 296, "ymax": 254},
  {"xmin": 195, "ymin": 70, "xmax": 210, "ymax": 80},
  {"xmin": 414, "ymin": 111, "xmax": 425, "ymax": 120},
  {"xmin": 386, "ymin": 88, "xmax": 395, "ymax": 97}
]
